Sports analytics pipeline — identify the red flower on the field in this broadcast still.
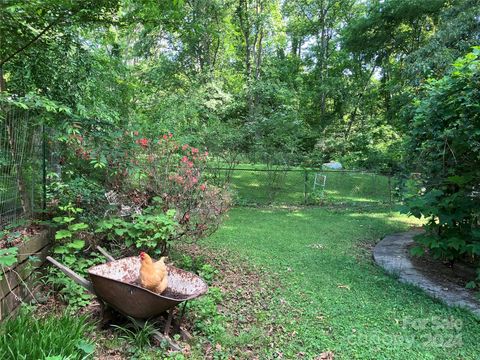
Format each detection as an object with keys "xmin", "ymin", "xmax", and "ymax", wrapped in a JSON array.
[
  {"xmin": 163, "ymin": 134, "xmax": 168, "ymax": 140},
  {"xmin": 182, "ymin": 144, "xmax": 189, "ymax": 151},
  {"xmin": 204, "ymin": 151, "xmax": 209, "ymax": 157},
  {"xmin": 168, "ymin": 133, "xmax": 173, "ymax": 138},
  {"xmin": 192, "ymin": 176, "xmax": 198, "ymax": 184},
  {"xmin": 181, "ymin": 156, "xmax": 188, "ymax": 163},
  {"xmin": 200, "ymin": 184, "xmax": 206, "ymax": 191},
  {"xmin": 137, "ymin": 138, "xmax": 149, "ymax": 147},
  {"xmin": 191, "ymin": 147, "xmax": 199, "ymax": 154}
]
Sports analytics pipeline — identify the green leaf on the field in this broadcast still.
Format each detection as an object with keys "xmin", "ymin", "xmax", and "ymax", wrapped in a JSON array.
[
  {"xmin": 0, "ymin": 247, "xmax": 18, "ymax": 267},
  {"xmin": 55, "ymin": 230, "xmax": 72, "ymax": 240},
  {"xmin": 114, "ymin": 228, "xmax": 127, "ymax": 236},
  {"xmin": 466, "ymin": 281, "xmax": 477, "ymax": 289},
  {"xmin": 53, "ymin": 246, "xmax": 68, "ymax": 254},
  {"xmin": 68, "ymin": 223, "xmax": 89, "ymax": 231},
  {"xmin": 410, "ymin": 246, "xmax": 424, "ymax": 257},
  {"xmin": 76, "ymin": 340, "xmax": 95, "ymax": 354},
  {"xmin": 68, "ymin": 240, "xmax": 85, "ymax": 250}
]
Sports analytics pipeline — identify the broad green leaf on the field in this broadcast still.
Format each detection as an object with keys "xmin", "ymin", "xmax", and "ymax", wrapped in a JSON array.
[
  {"xmin": 76, "ymin": 340, "xmax": 95, "ymax": 354},
  {"xmin": 114, "ymin": 228, "xmax": 127, "ymax": 236},
  {"xmin": 0, "ymin": 247, "xmax": 18, "ymax": 267},
  {"xmin": 53, "ymin": 246, "xmax": 67, "ymax": 254},
  {"xmin": 410, "ymin": 246, "xmax": 424, "ymax": 257},
  {"xmin": 68, "ymin": 223, "xmax": 89, "ymax": 231},
  {"xmin": 68, "ymin": 240, "xmax": 85, "ymax": 250},
  {"xmin": 55, "ymin": 230, "xmax": 72, "ymax": 240}
]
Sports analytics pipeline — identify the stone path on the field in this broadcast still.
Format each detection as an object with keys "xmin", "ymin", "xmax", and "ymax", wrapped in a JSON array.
[{"xmin": 373, "ymin": 231, "xmax": 480, "ymax": 317}]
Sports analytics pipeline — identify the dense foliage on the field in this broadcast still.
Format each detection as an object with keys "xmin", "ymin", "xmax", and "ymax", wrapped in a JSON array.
[
  {"xmin": 1, "ymin": 0, "xmax": 479, "ymax": 302},
  {"xmin": 406, "ymin": 49, "xmax": 480, "ymax": 283},
  {"xmin": 2, "ymin": 0, "xmax": 478, "ymax": 173}
]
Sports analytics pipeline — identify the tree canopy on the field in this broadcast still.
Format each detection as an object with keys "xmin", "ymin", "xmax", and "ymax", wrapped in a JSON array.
[{"xmin": 1, "ymin": 0, "xmax": 479, "ymax": 171}]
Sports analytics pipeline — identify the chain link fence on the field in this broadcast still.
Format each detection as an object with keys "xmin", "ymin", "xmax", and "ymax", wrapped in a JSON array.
[
  {"xmin": 207, "ymin": 167, "xmax": 394, "ymax": 206},
  {"xmin": 0, "ymin": 107, "xmax": 46, "ymax": 229}
]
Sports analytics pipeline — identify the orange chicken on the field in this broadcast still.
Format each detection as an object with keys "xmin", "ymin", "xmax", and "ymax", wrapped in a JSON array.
[{"xmin": 138, "ymin": 252, "xmax": 168, "ymax": 294}]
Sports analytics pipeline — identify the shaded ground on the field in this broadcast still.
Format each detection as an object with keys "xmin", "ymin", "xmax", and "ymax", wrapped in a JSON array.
[
  {"xmin": 374, "ymin": 231, "xmax": 480, "ymax": 317},
  {"xmin": 202, "ymin": 206, "xmax": 480, "ymax": 359},
  {"xmin": 409, "ymin": 245, "xmax": 478, "ymax": 291}
]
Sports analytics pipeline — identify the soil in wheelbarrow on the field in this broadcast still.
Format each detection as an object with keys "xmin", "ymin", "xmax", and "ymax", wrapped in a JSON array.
[
  {"xmin": 89, "ymin": 256, "xmax": 208, "ymax": 302},
  {"xmin": 127, "ymin": 279, "xmax": 186, "ymax": 299}
]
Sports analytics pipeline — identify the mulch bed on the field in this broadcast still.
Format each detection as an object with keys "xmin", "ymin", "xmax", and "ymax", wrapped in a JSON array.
[
  {"xmin": 0, "ymin": 223, "xmax": 43, "ymax": 249},
  {"xmin": 408, "ymin": 244, "xmax": 479, "ymax": 295}
]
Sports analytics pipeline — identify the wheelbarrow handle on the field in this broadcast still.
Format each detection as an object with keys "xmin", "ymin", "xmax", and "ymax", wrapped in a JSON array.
[
  {"xmin": 46, "ymin": 256, "xmax": 95, "ymax": 294},
  {"xmin": 96, "ymin": 246, "xmax": 115, "ymax": 262}
]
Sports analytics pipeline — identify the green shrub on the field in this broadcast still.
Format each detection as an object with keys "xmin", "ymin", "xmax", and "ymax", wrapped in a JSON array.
[
  {"xmin": 96, "ymin": 206, "xmax": 178, "ymax": 255},
  {"xmin": 46, "ymin": 202, "xmax": 105, "ymax": 309},
  {"xmin": 0, "ymin": 307, "xmax": 95, "ymax": 359},
  {"xmin": 405, "ymin": 47, "xmax": 480, "ymax": 285}
]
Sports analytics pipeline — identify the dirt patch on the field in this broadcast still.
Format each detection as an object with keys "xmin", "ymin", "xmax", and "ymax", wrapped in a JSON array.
[
  {"xmin": 0, "ymin": 223, "xmax": 43, "ymax": 249},
  {"xmin": 173, "ymin": 243, "xmax": 291, "ymax": 358},
  {"xmin": 408, "ymin": 244, "xmax": 478, "ymax": 295},
  {"xmin": 374, "ymin": 231, "xmax": 480, "ymax": 316}
]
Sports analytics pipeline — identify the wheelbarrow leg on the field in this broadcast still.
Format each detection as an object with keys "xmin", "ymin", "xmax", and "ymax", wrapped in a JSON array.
[
  {"xmin": 174, "ymin": 301, "xmax": 192, "ymax": 341},
  {"xmin": 164, "ymin": 308, "xmax": 174, "ymax": 336}
]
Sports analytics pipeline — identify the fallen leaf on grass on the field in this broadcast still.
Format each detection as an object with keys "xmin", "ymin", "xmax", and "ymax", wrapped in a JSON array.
[
  {"xmin": 316, "ymin": 351, "xmax": 334, "ymax": 360},
  {"xmin": 337, "ymin": 284, "xmax": 350, "ymax": 290}
]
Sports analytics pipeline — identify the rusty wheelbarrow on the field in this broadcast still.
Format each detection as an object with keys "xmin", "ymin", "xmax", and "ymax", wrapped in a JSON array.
[{"xmin": 46, "ymin": 246, "xmax": 208, "ymax": 350}]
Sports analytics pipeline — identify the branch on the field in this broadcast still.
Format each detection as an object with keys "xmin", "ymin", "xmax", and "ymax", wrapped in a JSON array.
[{"xmin": 0, "ymin": 9, "xmax": 78, "ymax": 67}]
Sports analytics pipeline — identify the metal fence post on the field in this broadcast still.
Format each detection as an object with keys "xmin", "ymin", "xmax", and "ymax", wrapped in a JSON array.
[
  {"xmin": 303, "ymin": 169, "xmax": 308, "ymax": 204},
  {"xmin": 388, "ymin": 174, "xmax": 392, "ymax": 204},
  {"xmin": 42, "ymin": 123, "xmax": 47, "ymax": 212}
]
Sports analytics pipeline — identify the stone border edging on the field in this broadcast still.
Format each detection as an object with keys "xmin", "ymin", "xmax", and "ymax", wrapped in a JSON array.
[{"xmin": 373, "ymin": 231, "xmax": 480, "ymax": 317}]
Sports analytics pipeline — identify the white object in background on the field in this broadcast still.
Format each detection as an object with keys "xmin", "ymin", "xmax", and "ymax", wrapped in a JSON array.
[
  {"xmin": 313, "ymin": 173, "xmax": 327, "ymax": 197},
  {"xmin": 322, "ymin": 161, "xmax": 342, "ymax": 170}
]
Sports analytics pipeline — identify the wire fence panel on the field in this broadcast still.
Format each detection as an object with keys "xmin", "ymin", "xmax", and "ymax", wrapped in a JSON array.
[
  {"xmin": 207, "ymin": 167, "xmax": 393, "ymax": 205},
  {"xmin": 0, "ymin": 108, "xmax": 45, "ymax": 229}
]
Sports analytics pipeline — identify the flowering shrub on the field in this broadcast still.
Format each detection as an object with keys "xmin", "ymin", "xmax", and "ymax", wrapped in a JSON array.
[
  {"xmin": 68, "ymin": 130, "xmax": 231, "ymax": 246},
  {"xmin": 131, "ymin": 133, "xmax": 231, "ymax": 242}
]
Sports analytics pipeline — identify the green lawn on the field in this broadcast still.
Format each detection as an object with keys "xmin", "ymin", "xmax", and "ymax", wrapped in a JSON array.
[
  {"xmin": 210, "ymin": 164, "xmax": 391, "ymax": 205},
  {"xmin": 201, "ymin": 206, "xmax": 480, "ymax": 359}
]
